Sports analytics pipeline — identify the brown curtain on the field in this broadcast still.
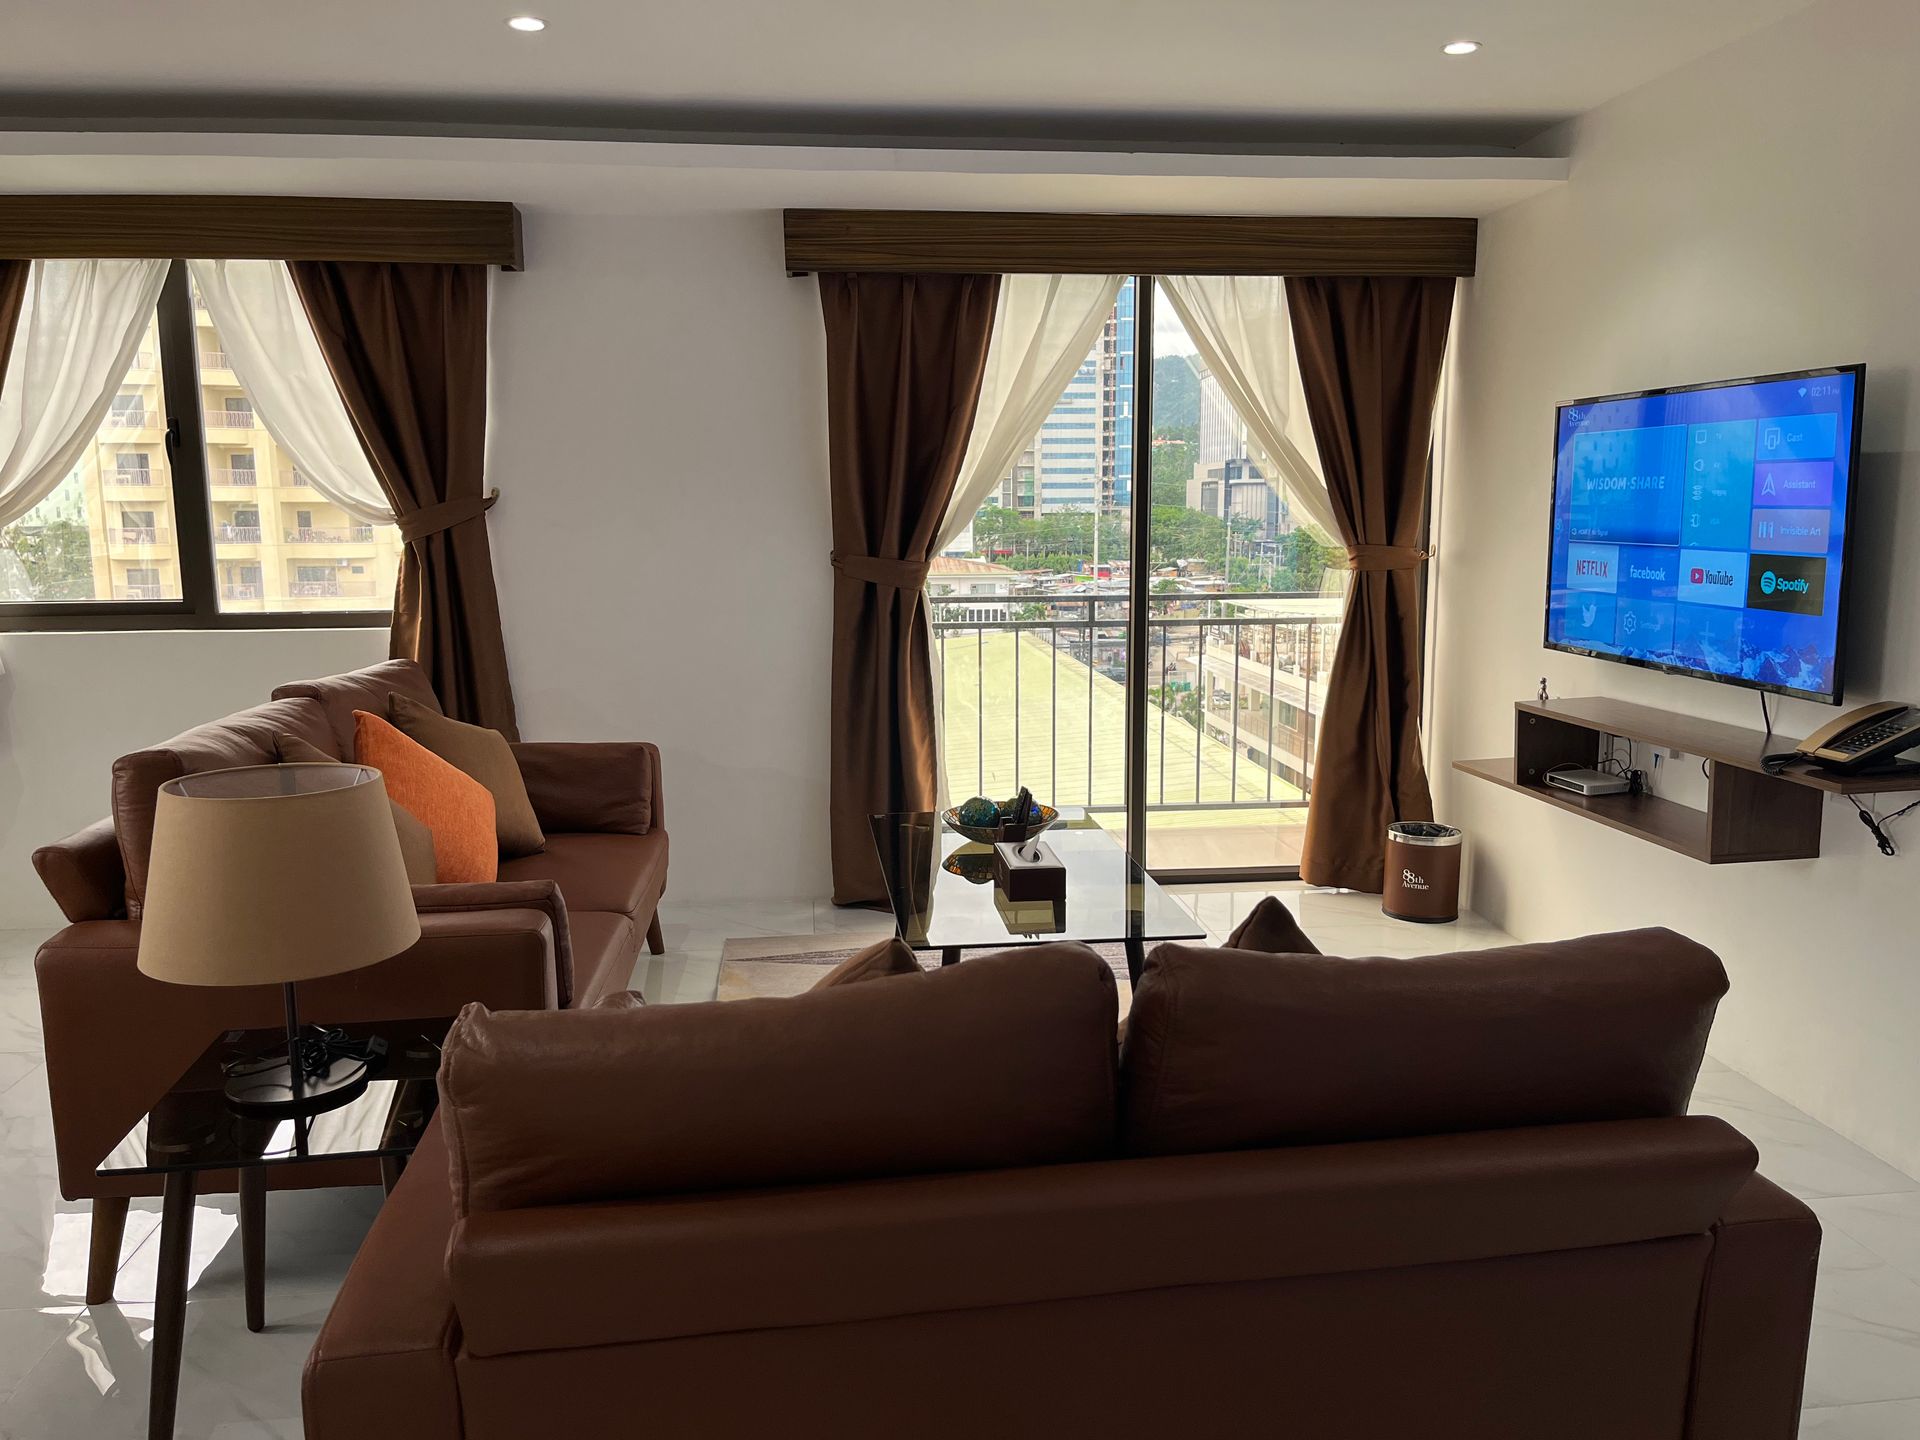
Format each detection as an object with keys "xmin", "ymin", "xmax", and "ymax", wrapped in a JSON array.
[
  {"xmin": 0, "ymin": 261, "xmax": 27, "ymax": 375},
  {"xmin": 1286, "ymin": 275, "xmax": 1455, "ymax": 892},
  {"xmin": 819, "ymin": 272, "xmax": 1000, "ymax": 906},
  {"xmin": 288, "ymin": 261, "xmax": 519, "ymax": 738}
]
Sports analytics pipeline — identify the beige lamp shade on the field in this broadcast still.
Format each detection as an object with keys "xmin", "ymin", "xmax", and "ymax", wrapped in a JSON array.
[{"xmin": 137, "ymin": 763, "xmax": 422, "ymax": 987}]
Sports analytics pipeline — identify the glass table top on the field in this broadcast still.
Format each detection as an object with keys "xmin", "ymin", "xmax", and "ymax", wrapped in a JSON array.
[
  {"xmin": 97, "ymin": 1017, "xmax": 452, "ymax": 1179},
  {"xmin": 869, "ymin": 811, "xmax": 1206, "ymax": 953}
]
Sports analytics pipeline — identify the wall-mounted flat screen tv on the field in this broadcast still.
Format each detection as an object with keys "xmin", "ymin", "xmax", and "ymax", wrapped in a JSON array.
[{"xmin": 1544, "ymin": 365, "xmax": 1865, "ymax": 705}]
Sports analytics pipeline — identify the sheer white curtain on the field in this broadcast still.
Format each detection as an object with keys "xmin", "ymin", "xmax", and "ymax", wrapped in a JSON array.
[
  {"xmin": 0, "ymin": 259, "xmax": 172, "ymax": 529},
  {"xmin": 1159, "ymin": 275, "xmax": 1341, "ymax": 541},
  {"xmin": 934, "ymin": 273, "xmax": 1126, "ymax": 555},
  {"xmin": 186, "ymin": 259, "xmax": 394, "ymax": 525},
  {"xmin": 931, "ymin": 273, "xmax": 1123, "ymax": 804}
]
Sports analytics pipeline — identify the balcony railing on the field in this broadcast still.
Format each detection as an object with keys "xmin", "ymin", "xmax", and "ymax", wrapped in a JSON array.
[
  {"xmin": 105, "ymin": 409, "xmax": 153, "ymax": 428},
  {"xmin": 111, "ymin": 526, "xmax": 166, "ymax": 546},
  {"xmin": 285, "ymin": 526, "xmax": 373, "ymax": 544},
  {"xmin": 215, "ymin": 524, "xmax": 262, "ymax": 544},
  {"xmin": 113, "ymin": 583, "xmax": 166, "ymax": 599},
  {"xmin": 220, "ymin": 583, "xmax": 262, "ymax": 601},
  {"xmin": 287, "ymin": 471, "xmax": 313, "ymax": 487},
  {"xmin": 204, "ymin": 407, "xmax": 256, "ymax": 429},
  {"xmin": 930, "ymin": 590, "xmax": 1337, "ymax": 823},
  {"xmin": 109, "ymin": 469, "xmax": 155, "ymax": 486},
  {"xmin": 289, "ymin": 578, "xmax": 378, "ymax": 598},
  {"xmin": 201, "ymin": 350, "xmax": 231, "ymax": 370},
  {"xmin": 211, "ymin": 467, "xmax": 258, "ymax": 486}
]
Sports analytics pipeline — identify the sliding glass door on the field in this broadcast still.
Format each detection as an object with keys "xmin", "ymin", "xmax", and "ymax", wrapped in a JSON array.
[{"xmin": 933, "ymin": 275, "xmax": 1342, "ymax": 878}]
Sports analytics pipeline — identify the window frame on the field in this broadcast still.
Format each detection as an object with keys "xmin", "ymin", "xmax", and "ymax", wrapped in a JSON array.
[{"xmin": 0, "ymin": 263, "xmax": 394, "ymax": 632}]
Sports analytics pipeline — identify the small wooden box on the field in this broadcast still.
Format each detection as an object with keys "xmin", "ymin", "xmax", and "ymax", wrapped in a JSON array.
[{"xmin": 992, "ymin": 841, "xmax": 1066, "ymax": 900}]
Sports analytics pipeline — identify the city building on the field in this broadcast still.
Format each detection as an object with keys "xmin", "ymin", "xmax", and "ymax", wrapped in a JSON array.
[
  {"xmin": 1186, "ymin": 356, "xmax": 1292, "ymax": 543},
  {"xmin": 0, "ymin": 303, "xmax": 402, "ymax": 611},
  {"xmin": 980, "ymin": 278, "xmax": 1136, "ymax": 519}
]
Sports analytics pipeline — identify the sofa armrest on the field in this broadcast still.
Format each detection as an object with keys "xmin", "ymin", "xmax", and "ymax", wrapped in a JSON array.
[
  {"xmin": 413, "ymin": 880, "xmax": 575, "ymax": 1009},
  {"xmin": 32, "ymin": 818, "xmax": 126, "ymax": 923},
  {"xmin": 35, "ymin": 907, "xmax": 561, "ymax": 1201},
  {"xmin": 1684, "ymin": 1173, "xmax": 1821, "ymax": 1440},
  {"xmin": 304, "ymin": 1120, "xmax": 463, "ymax": 1440},
  {"xmin": 510, "ymin": 741, "xmax": 661, "ymax": 835}
]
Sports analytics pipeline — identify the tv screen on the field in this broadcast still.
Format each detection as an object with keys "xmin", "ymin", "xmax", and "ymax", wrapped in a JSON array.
[{"xmin": 1544, "ymin": 365, "xmax": 1865, "ymax": 704}]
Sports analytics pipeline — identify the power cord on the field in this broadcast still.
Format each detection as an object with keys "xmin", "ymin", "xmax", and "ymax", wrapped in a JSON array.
[
  {"xmin": 1759, "ymin": 690, "xmax": 1774, "ymax": 741},
  {"xmin": 1849, "ymin": 794, "xmax": 1920, "ymax": 857}
]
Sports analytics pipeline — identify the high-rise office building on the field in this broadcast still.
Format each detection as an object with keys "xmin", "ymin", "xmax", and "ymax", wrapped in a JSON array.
[{"xmin": 979, "ymin": 278, "xmax": 1136, "ymax": 520}]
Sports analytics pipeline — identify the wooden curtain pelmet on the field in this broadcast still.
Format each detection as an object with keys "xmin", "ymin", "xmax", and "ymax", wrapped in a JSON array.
[
  {"xmin": 0, "ymin": 196, "xmax": 524, "ymax": 270},
  {"xmin": 785, "ymin": 210, "xmax": 1477, "ymax": 278}
]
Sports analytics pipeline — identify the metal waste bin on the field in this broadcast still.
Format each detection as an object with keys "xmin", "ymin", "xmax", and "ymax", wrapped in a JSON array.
[{"xmin": 1383, "ymin": 821, "xmax": 1462, "ymax": 923}]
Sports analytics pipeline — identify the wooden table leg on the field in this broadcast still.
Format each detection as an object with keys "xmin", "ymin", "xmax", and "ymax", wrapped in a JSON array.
[
  {"xmin": 379, "ymin": 1155, "xmax": 404, "ymax": 1196},
  {"xmin": 238, "ymin": 1168, "xmax": 265, "ymax": 1334},
  {"xmin": 1125, "ymin": 937, "xmax": 1146, "ymax": 989},
  {"xmin": 149, "ymin": 1171, "xmax": 196, "ymax": 1440},
  {"xmin": 85, "ymin": 1196, "xmax": 129, "ymax": 1306},
  {"xmin": 940, "ymin": 947, "xmax": 961, "ymax": 966}
]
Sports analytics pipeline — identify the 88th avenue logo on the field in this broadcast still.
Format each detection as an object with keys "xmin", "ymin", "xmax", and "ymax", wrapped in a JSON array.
[{"xmin": 1401, "ymin": 868, "xmax": 1428, "ymax": 890}]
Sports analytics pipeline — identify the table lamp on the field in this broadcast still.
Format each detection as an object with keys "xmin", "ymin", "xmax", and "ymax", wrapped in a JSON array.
[{"xmin": 137, "ymin": 763, "xmax": 422, "ymax": 1115}]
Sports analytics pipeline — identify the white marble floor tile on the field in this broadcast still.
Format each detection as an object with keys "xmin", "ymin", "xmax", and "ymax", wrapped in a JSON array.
[
  {"xmin": 1801, "ymin": 1224, "xmax": 1920, "ymax": 1407},
  {"xmin": 1691, "ymin": 1069, "xmax": 1920, "ymax": 1203},
  {"xmin": 1800, "ymin": 1398, "xmax": 1920, "ymax": 1437},
  {"xmin": 1819, "ymin": 1192, "xmax": 1920, "ymax": 1286}
]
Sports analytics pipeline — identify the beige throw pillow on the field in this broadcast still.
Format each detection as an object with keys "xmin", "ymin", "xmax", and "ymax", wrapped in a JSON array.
[
  {"xmin": 274, "ymin": 732, "xmax": 438, "ymax": 885},
  {"xmin": 385, "ymin": 693, "xmax": 545, "ymax": 858}
]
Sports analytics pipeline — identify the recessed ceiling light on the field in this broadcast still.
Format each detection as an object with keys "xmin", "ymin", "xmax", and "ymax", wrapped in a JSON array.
[
  {"xmin": 1442, "ymin": 39, "xmax": 1482, "ymax": 56},
  {"xmin": 507, "ymin": 15, "xmax": 547, "ymax": 32}
]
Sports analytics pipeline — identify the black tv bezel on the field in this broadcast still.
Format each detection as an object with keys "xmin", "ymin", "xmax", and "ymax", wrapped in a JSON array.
[{"xmin": 1543, "ymin": 363, "xmax": 1867, "ymax": 708}]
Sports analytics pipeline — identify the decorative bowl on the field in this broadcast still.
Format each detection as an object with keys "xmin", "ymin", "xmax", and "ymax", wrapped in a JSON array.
[{"xmin": 941, "ymin": 802, "xmax": 1059, "ymax": 846}]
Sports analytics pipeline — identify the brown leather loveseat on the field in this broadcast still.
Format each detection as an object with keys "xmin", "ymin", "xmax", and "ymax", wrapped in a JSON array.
[
  {"xmin": 306, "ymin": 929, "xmax": 1819, "ymax": 1440},
  {"xmin": 32, "ymin": 658, "xmax": 668, "ymax": 1305}
]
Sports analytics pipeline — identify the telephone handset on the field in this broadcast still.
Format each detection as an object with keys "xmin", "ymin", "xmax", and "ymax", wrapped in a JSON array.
[{"xmin": 1783, "ymin": 701, "xmax": 1920, "ymax": 771}]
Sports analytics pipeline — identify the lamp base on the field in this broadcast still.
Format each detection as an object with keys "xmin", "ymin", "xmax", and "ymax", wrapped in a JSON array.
[{"xmin": 223, "ymin": 1052, "xmax": 372, "ymax": 1117}]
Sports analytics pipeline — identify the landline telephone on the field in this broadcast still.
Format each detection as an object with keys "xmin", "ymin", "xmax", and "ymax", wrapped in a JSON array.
[{"xmin": 1774, "ymin": 701, "xmax": 1920, "ymax": 772}]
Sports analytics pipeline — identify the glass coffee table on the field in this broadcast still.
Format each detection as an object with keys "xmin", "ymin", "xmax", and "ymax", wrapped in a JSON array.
[
  {"xmin": 97, "ymin": 1016, "xmax": 451, "ymax": 1440},
  {"xmin": 870, "ymin": 810, "xmax": 1205, "ymax": 985}
]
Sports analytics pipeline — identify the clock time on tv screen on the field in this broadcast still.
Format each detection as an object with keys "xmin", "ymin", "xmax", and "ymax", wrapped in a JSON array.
[{"xmin": 1545, "ymin": 366, "xmax": 1864, "ymax": 704}]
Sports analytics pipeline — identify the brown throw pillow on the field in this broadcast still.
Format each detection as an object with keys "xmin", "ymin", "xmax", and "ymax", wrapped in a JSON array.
[
  {"xmin": 385, "ymin": 692, "xmax": 545, "ymax": 857},
  {"xmin": 810, "ymin": 936, "xmax": 924, "ymax": 990},
  {"xmin": 274, "ymin": 732, "xmax": 437, "ymax": 885},
  {"xmin": 1225, "ymin": 895, "xmax": 1322, "ymax": 955}
]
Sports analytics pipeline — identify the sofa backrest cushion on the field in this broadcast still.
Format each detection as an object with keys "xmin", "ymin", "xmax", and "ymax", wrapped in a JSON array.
[
  {"xmin": 271, "ymin": 658, "xmax": 442, "ymax": 758},
  {"xmin": 111, "ymin": 696, "xmax": 339, "ymax": 914},
  {"xmin": 440, "ymin": 943, "xmax": 1120, "ymax": 1214},
  {"xmin": 1119, "ymin": 928, "xmax": 1727, "ymax": 1158}
]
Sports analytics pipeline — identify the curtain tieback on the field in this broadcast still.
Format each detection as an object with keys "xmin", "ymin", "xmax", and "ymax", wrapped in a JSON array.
[
  {"xmin": 398, "ymin": 489, "xmax": 500, "ymax": 544},
  {"xmin": 831, "ymin": 551, "xmax": 931, "ymax": 589},
  {"xmin": 1345, "ymin": 544, "xmax": 1432, "ymax": 572}
]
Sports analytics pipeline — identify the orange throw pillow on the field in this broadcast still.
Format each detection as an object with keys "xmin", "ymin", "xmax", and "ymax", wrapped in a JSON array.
[{"xmin": 354, "ymin": 710, "xmax": 498, "ymax": 883}]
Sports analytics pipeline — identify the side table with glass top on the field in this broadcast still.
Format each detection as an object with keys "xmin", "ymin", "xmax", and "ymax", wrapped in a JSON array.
[
  {"xmin": 869, "ymin": 810, "xmax": 1205, "ymax": 983},
  {"xmin": 97, "ymin": 1015, "xmax": 452, "ymax": 1440}
]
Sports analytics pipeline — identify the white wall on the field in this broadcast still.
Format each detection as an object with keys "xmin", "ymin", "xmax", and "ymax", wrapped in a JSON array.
[
  {"xmin": 0, "ymin": 628, "xmax": 386, "ymax": 926},
  {"xmin": 1434, "ymin": 0, "xmax": 1920, "ymax": 1176},
  {"xmin": 487, "ymin": 208, "xmax": 834, "ymax": 905}
]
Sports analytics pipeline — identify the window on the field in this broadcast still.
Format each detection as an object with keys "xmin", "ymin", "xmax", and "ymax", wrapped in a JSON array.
[{"xmin": 1, "ymin": 263, "xmax": 402, "ymax": 629}]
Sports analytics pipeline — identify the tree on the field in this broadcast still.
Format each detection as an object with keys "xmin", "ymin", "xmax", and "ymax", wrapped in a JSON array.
[
  {"xmin": 3, "ymin": 519, "xmax": 96, "ymax": 599},
  {"xmin": 1150, "ymin": 436, "xmax": 1195, "ymax": 506}
]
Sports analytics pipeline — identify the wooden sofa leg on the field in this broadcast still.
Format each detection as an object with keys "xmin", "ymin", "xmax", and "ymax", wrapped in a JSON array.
[
  {"xmin": 86, "ymin": 1196, "xmax": 130, "ymax": 1305},
  {"xmin": 646, "ymin": 913, "xmax": 666, "ymax": 955}
]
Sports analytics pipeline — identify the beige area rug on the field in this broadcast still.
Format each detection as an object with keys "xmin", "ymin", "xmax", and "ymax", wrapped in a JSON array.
[{"xmin": 717, "ymin": 934, "xmax": 1138, "ymax": 1011}]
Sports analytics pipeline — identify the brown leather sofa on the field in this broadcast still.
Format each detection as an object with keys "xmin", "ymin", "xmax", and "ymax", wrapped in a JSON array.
[
  {"xmin": 31, "ymin": 658, "xmax": 668, "ymax": 1304},
  {"xmin": 306, "ymin": 929, "xmax": 1819, "ymax": 1440}
]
